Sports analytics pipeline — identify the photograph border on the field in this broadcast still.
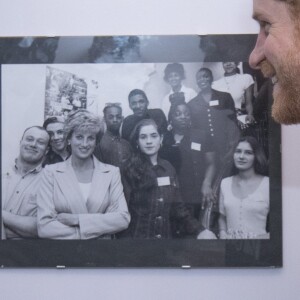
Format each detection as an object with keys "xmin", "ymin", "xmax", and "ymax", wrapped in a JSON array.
[{"xmin": 0, "ymin": 34, "xmax": 282, "ymax": 268}]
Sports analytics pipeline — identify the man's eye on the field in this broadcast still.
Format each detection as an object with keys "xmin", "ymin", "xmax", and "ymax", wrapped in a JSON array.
[{"xmin": 259, "ymin": 21, "xmax": 271, "ymax": 34}]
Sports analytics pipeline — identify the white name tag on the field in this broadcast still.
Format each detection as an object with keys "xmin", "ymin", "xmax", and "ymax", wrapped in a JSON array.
[
  {"xmin": 157, "ymin": 176, "xmax": 171, "ymax": 186},
  {"xmin": 209, "ymin": 100, "xmax": 219, "ymax": 106},
  {"xmin": 191, "ymin": 142, "xmax": 201, "ymax": 151}
]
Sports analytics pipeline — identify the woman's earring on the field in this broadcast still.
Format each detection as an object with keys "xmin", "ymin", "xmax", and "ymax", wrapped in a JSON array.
[{"xmin": 167, "ymin": 123, "xmax": 173, "ymax": 131}]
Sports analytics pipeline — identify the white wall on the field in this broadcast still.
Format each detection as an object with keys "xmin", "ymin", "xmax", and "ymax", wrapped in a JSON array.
[{"xmin": 0, "ymin": 0, "xmax": 300, "ymax": 299}]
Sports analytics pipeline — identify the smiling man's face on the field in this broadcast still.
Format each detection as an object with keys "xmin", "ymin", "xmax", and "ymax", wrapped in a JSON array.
[
  {"xmin": 249, "ymin": 0, "xmax": 300, "ymax": 124},
  {"xmin": 20, "ymin": 127, "xmax": 49, "ymax": 164}
]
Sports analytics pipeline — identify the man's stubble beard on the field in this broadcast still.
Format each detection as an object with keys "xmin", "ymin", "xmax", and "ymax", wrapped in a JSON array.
[{"xmin": 260, "ymin": 50, "xmax": 300, "ymax": 125}]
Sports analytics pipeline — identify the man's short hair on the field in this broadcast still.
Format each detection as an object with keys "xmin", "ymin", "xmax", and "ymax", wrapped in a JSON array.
[
  {"xmin": 128, "ymin": 89, "xmax": 148, "ymax": 102},
  {"xmin": 21, "ymin": 126, "xmax": 50, "ymax": 143},
  {"xmin": 103, "ymin": 103, "xmax": 122, "ymax": 115},
  {"xmin": 42, "ymin": 116, "xmax": 64, "ymax": 129}
]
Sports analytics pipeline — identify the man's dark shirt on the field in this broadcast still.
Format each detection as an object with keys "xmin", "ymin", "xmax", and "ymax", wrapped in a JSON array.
[
  {"xmin": 121, "ymin": 109, "xmax": 168, "ymax": 141},
  {"xmin": 94, "ymin": 131, "xmax": 132, "ymax": 168},
  {"xmin": 42, "ymin": 148, "xmax": 70, "ymax": 167}
]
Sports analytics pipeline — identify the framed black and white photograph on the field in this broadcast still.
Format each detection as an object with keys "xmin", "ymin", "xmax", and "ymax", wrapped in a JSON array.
[{"xmin": 0, "ymin": 35, "xmax": 282, "ymax": 268}]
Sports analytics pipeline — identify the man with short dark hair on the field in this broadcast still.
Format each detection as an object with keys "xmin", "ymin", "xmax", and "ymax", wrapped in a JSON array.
[
  {"xmin": 42, "ymin": 116, "xmax": 70, "ymax": 166},
  {"xmin": 121, "ymin": 89, "xmax": 168, "ymax": 141},
  {"xmin": 249, "ymin": 0, "xmax": 300, "ymax": 124},
  {"xmin": 94, "ymin": 103, "xmax": 132, "ymax": 167},
  {"xmin": 2, "ymin": 126, "xmax": 50, "ymax": 239}
]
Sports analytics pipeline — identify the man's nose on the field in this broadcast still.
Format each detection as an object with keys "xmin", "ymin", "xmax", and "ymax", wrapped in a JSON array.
[
  {"xmin": 249, "ymin": 32, "xmax": 266, "ymax": 69},
  {"xmin": 29, "ymin": 140, "xmax": 37, "ymax": 147}
]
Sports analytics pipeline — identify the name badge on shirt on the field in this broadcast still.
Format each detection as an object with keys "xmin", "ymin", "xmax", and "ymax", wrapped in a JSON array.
[
  {"xmin": 191, "ymin": 142, "xmax": 201, "ymax": 151},
  {"xmin": 209, "ymin": 100, "xmax": 219, "ymax": 106},
  {"xmin": 157, "ymin": 176, "xmax": 171, "ymax": 186}
]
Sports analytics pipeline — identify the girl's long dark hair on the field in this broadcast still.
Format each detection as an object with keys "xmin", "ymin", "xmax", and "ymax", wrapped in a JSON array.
[
  {"xmin": 123, "ymin": 119, "xmax": 162, "ymax": 190},
  {"xmin": 233, "ymin": 136, "xmax": 268, "ymax": 176}
]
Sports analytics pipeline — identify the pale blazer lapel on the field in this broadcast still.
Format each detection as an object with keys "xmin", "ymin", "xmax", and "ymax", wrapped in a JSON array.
[
  {"xmin": 86, "ymin": 157, "xmax": 113, "ymax": 213},
  {"xmin": 55, "ymin": 158, "xmax": 89, "ymax": 214}
]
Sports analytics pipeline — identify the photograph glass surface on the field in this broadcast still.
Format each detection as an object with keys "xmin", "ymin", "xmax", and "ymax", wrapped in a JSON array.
[{"xmin": 0, "ymin": 35, "xmax": 282, "ymax": 267}]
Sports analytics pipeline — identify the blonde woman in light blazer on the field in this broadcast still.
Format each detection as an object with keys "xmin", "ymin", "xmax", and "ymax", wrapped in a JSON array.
[{"xmin": 37, "ymin": 110, "xmax": 130, "ymax": 239}]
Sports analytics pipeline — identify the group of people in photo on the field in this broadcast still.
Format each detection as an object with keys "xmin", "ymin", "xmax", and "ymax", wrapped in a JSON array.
[{"xmin": 2, "ymin": 62, "xmax": 270, "ymax": 240}]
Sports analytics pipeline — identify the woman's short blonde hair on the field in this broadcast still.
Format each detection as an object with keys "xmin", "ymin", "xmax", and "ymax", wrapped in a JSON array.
[{"xmin": 64, "ymin": 109, "xmax": 103, "ymax": 141}]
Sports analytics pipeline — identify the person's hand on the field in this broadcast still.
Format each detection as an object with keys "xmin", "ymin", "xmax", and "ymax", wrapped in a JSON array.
[
  {"xmin": 257, "ymin": 232, "xmax": 270, "ymax": 239},
  {"xmin": 57, "ymin": 213, "xmax": 79, "ymax": 226},
  {"xmin": 201, "ymin": 183, "xmax": 215, "ymax": 209},
  {"xmin": 219, "ymin": 230, "xmax": 227, "ymax": 239},
  {"xmin": 197, "ymin": 229, "xmax": 217, "ymax": 239},
  {"xmin": 245, "ymin": 114, "xmax": 255, "ymax": 124}
]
